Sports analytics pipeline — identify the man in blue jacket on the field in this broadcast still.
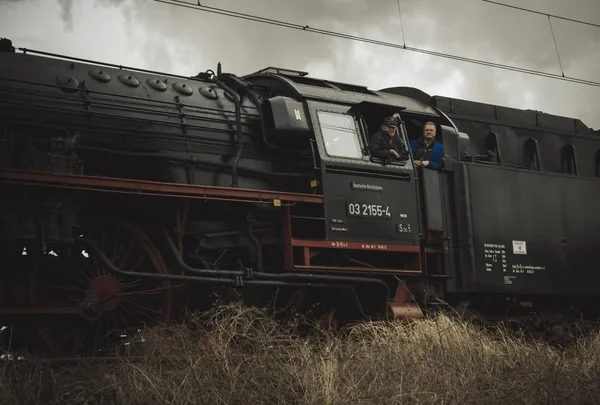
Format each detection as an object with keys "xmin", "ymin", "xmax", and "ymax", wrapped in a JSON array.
[
  {"xmin": 410, "ymin": 122, "xmax": 444, "ymax": 170},
  {"xmin": 369, "ymin": 116, "xmax": 407, "ymax": 162}
]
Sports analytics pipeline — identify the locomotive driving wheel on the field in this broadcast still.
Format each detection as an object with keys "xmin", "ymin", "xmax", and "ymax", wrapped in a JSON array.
[{"xmin": 32, "ymin": 221, "xmax": 173, "ymax": 357}]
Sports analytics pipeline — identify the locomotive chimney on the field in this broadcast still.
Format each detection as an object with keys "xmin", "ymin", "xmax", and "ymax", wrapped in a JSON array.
[{"xmin": 0, "ymin": 38, "xmax": 15, "ymax": 53}]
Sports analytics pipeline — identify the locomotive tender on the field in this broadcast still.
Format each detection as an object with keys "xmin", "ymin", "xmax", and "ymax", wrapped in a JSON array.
[{"xmin": 1, "ymin": 37, "xmax": 599, "ymax": 355}]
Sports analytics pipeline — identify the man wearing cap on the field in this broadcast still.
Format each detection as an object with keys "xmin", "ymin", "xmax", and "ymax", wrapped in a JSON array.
[{"xmin": 369, "ymin": 116, "xmax": 406, "ymax": 162}]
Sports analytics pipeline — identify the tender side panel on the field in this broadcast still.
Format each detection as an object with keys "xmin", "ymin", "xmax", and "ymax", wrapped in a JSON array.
[
  {"xmin": 464, "ymin": 163, "xmax": 600, "ymax": 296},
  {"xmin": 435, "ymin": 107, "xmax": 599, "ymax": 179},
  {"xmin": 323, "ymin": 170, "xmax": 419, "ymax": 245}
]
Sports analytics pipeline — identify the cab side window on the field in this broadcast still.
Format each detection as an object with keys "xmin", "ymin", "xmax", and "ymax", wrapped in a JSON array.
[{"xmin": 317, "ymin": 111, "xmax": 363, "ymax": 159}]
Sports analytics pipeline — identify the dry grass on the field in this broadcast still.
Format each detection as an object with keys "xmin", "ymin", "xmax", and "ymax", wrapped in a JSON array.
[{"xmin": 2, "ymin": 304, "xmax": 600, "ymax": 404}]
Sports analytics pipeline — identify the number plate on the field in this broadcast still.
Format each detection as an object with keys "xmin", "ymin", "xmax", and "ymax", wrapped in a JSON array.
[{"xmin": 346, "ymin": 202, "xmax": 391, "ymax": 219}]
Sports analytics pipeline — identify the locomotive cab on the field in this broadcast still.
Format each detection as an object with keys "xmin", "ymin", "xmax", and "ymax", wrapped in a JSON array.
[
  {"xmin": 309, "ymin": 101, "xmax": 420, "ymax": 246},
  {"xmin": 245, "ymin": 68, "xmax": 465, "ymax": 316},
  {"xmin": 268, "ymin": 97, "xmax": 426, "ymax": 282}
]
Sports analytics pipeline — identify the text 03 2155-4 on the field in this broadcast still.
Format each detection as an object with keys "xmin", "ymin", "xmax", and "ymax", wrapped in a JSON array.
[{"xmin": 346, "ymin": 202, "xmax": 391, "ymax": 219}]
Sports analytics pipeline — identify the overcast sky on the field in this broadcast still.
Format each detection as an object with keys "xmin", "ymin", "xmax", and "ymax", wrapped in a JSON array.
[{"xmin": 1, "ymin": 0, "xmax": 599, "ymax": 129}]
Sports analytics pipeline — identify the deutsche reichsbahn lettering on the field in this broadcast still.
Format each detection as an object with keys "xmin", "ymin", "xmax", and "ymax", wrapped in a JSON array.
[{"xmin": 350, "ymin": 182, "xmax": 383, "ymax": 192}]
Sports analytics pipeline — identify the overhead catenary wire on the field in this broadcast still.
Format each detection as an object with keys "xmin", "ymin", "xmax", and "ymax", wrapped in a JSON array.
[
  {"xmin": 481, "ymin": 0, "xmax": 598, "ymax": 79},
  {"xmin": 150, "ymin": 0, "xmax": 600, "ymax": 89},
  {"xmin": 396, "ymin": 0, "xmax": 407, "ymax": 48},
  {"xmin": 481, "ymin": 0, "xmax": 600, "ymax": 29},
  {"xmin": 547, "ymin": 15, "xmax": 565, "ymax": 78}
]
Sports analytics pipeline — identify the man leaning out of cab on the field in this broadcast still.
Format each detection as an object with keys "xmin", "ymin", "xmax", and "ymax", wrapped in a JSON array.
[
  {"xmin": 410, "ymin": 121, "xmax": 444, "ymax": 170},
  {"xmin": 369, "ymin": 116, "xmax": 406, "ymax": 162}
]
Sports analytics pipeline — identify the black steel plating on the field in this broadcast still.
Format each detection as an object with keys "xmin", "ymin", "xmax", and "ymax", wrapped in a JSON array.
[
  {"xmin": 3, "ymin": 38, "xmax": 600, "ymax": 339},
  {"xmin": 211, "ymin": 76, "xmax": 243, "ymax": 188}
]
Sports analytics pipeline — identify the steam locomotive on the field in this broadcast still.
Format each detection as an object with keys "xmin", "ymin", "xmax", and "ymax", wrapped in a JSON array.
[{"xmin": 1, "ymin": 37, "xmax": 599, "ymax": 356}]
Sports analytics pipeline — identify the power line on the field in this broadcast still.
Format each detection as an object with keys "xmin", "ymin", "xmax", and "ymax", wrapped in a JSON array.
[
  {"xmin": 481, "ymin": 0, "xmax": 600, "ymax": 29},
  {"xmin": 396, "ymin": 0, "xmax": 407, "ymax": 48},
  {"xmin": 547, "ymin": 15, "xmax": 565, "ymax": 77},
  {"xmin": 152, "ymin": 0, "xmax": 600, "ymax": 89}
]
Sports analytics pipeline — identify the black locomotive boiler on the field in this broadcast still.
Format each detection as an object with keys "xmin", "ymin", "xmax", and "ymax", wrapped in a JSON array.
[{"xmin": 1, "ymin": 37, "xmax": 599, "ymax": 356}]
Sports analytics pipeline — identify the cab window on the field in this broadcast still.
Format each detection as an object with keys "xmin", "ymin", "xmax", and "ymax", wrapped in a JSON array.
[{"xmin": 317, "ymin": 111, "xmax": 363, "ymax": 159}]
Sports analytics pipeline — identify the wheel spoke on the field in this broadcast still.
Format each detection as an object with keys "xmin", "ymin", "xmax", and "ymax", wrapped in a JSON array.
[
  {"xmin": 128, "ymin": 256, "xmax": 145, "ymax": 273},
  {"xmin": 122, "ymin": 299, "xmax": 165, "ymax": 317},
  {"xmin": 121, "ymin": 279, "xmax": 144, "ymax": 290},
  {"xmin": 130, "ymin": 289, "xmax": 167, "ymax": 296},
  {"xmin": 118, "ymin": 311, "xmax": 130, "ymax": 328},
  {"xmin": 46, "ymin": 285, "xmax": 87, "ymax": 293},
  {"xmin": 100, "ymin": 232, "xmax": 107, "ymax": 274},
  {"xmin": 120, "ymin": 304, "xmax": 146, "ymax": 326},
  {"xmin": 53, "ymin": 269, "xmax": 92, "ymax": 287},
  {"xmin": 110, "ymin": 238, "xmax": 119, "ymax": 263},
  {"xmin": 73, "ymin": 254, "xmax": 98, "ymax": 282},
  {"xmin": 118, "ymin": 244, "xmax": 133, "ymax": 269}
]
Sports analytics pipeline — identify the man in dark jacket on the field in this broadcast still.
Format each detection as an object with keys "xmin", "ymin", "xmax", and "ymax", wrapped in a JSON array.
[
  {"xmin": 369, "ymin": 116, "xmax": 407, "ymax": 162},
  {"xmin": 410, "ymin": 121, "xmax": 444, "ymax": 170}
]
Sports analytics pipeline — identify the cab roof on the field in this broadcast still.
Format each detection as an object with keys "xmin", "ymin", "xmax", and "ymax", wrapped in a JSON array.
[{"xmin": 244, "ymin": 66, "xmax": 439, "ymax": 116}]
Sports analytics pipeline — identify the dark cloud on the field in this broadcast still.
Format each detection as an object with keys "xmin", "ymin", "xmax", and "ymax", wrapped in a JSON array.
[
  {"xmin": 110, "ymin": 0, "xmax": 599, "ymax": 125},
  {"xmin": 56, "ymin": 0, "xmax": 73, "ymax": 30},
  {"xmin": 1, "ymin": 0, "xmax": 599, "ymax": 128}
]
